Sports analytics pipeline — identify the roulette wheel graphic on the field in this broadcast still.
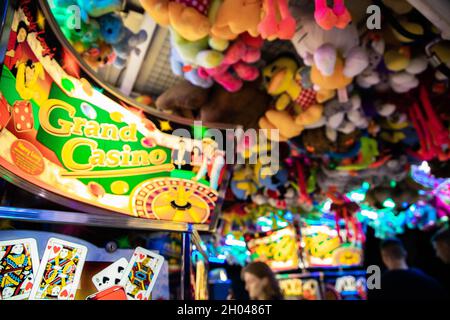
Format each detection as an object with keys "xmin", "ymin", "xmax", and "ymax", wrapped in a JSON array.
[{"xmin": 130, "ymin": 178, "xmax": 218, "ymax": 223}]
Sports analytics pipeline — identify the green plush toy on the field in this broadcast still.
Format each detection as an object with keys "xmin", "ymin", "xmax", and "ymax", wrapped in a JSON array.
[{"xmin": 170, "ymin": 29, "xmax": 227, "ymax": 70}]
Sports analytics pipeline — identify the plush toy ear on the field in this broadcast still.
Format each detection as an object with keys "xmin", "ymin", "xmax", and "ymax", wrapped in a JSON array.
[{"xmin": 314, "ymin": 43, "xmax": 337, "ymax": 76}]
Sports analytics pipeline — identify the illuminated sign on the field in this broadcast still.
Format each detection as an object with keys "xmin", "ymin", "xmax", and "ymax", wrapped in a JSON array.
[
  {"xmin": 278, "ymin": 278, "xmax": 320, "ymax": 300},
  {"xmin": 244, "ymin": 226, "xmax": 300, "ymax": 272},
  {"xmin": 0, "ymin": 2, "xmax": 227, "ymax": 226},
  {"xmin": 301, "ymin": 224, "xmax": 363, "ymax": 267}
]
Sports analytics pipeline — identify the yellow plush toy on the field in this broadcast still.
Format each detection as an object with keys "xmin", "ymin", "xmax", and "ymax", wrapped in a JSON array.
[
  {"xmin": 210, "ymin": 0, "xmax": 262, "ymax": 40},
  {"xmin": 311, "ymin": 56, "xmax": 352, "ymax": 102},
  {"xmin": 140, "ymin": 0, "xmax": 211, "ymax": 41}
]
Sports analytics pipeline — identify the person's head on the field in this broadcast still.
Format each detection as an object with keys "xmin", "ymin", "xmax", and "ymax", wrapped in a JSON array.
[
  {"xmin": 241, "ymin": 261, "xmax": 283, "ymax": 300},
  {"xmin": 432, "ymin": 228, "xmax": 450, "ymax": 264},
  {"xmin": 380, "ymin": 238, "xmax": 408, "ymax": 270},
  {"xmin": 17, "ymin": 21, "xmax": 28, "ymax": 43}
]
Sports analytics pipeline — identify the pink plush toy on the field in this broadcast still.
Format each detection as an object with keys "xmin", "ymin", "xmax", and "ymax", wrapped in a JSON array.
[
  {"xmin": 314, "ymin": 0, "xmax": 352, "ymax": 30},
  {"xmin": 258, "ymin": 0, "xmax": 296, "ymax": 40},
  {"xmin": 198, "ymin": 33, "xmax": 263, "ymax": 92}
]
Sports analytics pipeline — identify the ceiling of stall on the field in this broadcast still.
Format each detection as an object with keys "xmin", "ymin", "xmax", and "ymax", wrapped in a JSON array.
[{"xmin": 94, "ymin": 0, "xmax": 374, "ymax": 99}]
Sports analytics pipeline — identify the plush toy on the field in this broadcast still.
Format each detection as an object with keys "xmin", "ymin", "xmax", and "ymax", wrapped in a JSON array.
[
  {"xmin": 258, "ymin": 0, "xmax": 296, "ymax": 40},
  {"xmin": 139, "ymin": 0, "xmax": 213, "ymax": 41},
  {"xmin": 357, "ymin": 32, "xmax": 386, "ymax": 89},
  {"xmin": 82, "ymin": 42, "xmax": 115, "ymax": 71},
  {"xmin": 291, "ymin": 9, "xmax": 368, "ymax": 102},
  {"xmin": 156, "ymin": 80, "xmax": 270, "ymax": 128},
  {"xmin": 51, "ymin": 6, "xmax": 101, "ymax": 54},
  {"xmin": 231, "ymin": 165, "xmax": 259, "ymax": 200},
  {"xmin": 327, "ymin": 188, "xmax": 364, "ymax": 243},
  {"xmin": 197, "ymin": 32, "xmax": 263, "ymax": 92},
  {"xmin": 426, "ymin": 40, "xmax": 450, "ymax": 81},
  {"xmin": 408, "ymin": 86, "xmax": 450, "ymax": 161},
  {"xmin": 98, "ymin": 14, "xmax": 148, "ymax": 68},
  {"xmin": 262, "ymin": 57, "xmax": 319, "ymax": 111},
  {"xmin": 77, "ymin": 0, "xmax": 123, "ymax": 21},
  {"xmin": 323, "ymin": 94, "xmax": 368, "ymax": 142},
  {"xmin": 383, "ymin": 46, "xmax": 428, "ymax": 93},
  {"xmin": 314, "ymin": 0, "xmax": 351, "ymax": 31},
  {"xmin": 210, "ymin": 0, "xmax": 262, "ymax": 40}
]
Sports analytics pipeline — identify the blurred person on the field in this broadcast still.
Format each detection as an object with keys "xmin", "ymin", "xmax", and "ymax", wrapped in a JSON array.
[
  {"xmin": 369, "ymin": 238, "xmax": 447, "ymax": 300},
  {"xmin": 241, "ymin": 261, "xmax": 283, "ymax": 300},
  {"xmin": 432, "ymin": 227, "xmax": 450, "ymax": 296}
]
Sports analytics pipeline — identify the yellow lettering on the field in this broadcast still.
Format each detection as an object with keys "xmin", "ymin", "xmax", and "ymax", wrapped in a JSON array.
[
  {"xmin": 119, "ymin": 124, "xmax": 137, "ymax": 142},
  {"xmin": 89, "ymin": 149, "xmax": 106, "ymax": 167},
  {"xmin": 149, "ymin": 149, "xmax": 167, "ymax": 165},
  {"xmin": 61, "ymin": 138, "xmax": 96, "ymax": 171},
  {"xmin": 131, "ymin": 150, "xmax": 149, "ymax": 166},
  {"xmin": 39, "ymin": 99, "xmax": 75, "ymax": 136},
  {"xmin": 84, "ymin": 121, "xmax": 100, "ymax": 138},
  {"xmin": 121, "ymin": 145, "xmax": 131, "ymax": 166},
  {"xmin": 106, "ymin": 150, "xmax": 121, "ymax": 167},
  {"xmin": 100, "ymin": 124, "xmax": 119, "ymax": 141},
  {"xmin": 72, "ymin": 118, "xmax": 87, "ymax": 135}
]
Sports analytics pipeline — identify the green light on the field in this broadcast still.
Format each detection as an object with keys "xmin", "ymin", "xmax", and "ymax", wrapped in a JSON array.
[
  {"xmin": 390, "ymin": 180, "xmax": 397, "ymax": 188},
  {"xmin": 383, "ymin": 198, "xmax": 396, "ymax": 209},
  {"xmin": 362, "ymin": 182, "xmax": 370, "ymax": 190},
  {"xmin": 192, "ymin": 125, "xmax": 208, "ymax": 140}
]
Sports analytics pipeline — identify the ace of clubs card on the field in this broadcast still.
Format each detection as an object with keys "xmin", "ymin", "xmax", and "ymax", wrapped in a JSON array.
[
  {"xmin": 29, "ymin": 238, "xmax": 87, "ymax": 300},
  {"xmin": 0, "ymin": 238, "xmax": 39, "ymax": 300},
  {"xmin": 119, "ymin": 247, "xmax": 164, "ymax": 300}
]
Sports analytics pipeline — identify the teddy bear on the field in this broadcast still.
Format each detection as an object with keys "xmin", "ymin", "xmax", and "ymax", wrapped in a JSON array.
[
  {"xmin": 197, "ymin": 32, "xmax": 263, "ymax": 92},
  {"xmin": 139, "ymin": 0, "xmax": 213, "ymax": 41},
  {"xmin": 155, "ymin": 79, "xmax": 270, "ymax": 128},
  {"xmin": 210, "ymin": 0, "xmax": 263, "ymax": 40},
  {"xmin": 98, "ymin": 13, "xmax": 148, "ymax": 68}
]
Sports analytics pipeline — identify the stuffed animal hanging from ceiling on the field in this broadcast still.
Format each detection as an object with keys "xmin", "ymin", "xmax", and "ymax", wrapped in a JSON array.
[
  {"xmin": 327, "ymin": 187, "xmax": 365, "ymax": 244},
  {"xmin": 314, "ymin": 0, "xmax": 351, "ymax": 30}
]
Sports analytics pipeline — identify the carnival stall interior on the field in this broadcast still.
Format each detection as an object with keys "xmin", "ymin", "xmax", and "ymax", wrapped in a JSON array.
[{"xmin": 0, "ymin": 0, "xmax": 449, "ymax": 300}]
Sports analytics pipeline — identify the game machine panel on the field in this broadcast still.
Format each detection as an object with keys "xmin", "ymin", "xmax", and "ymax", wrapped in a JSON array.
[
  {"xmin": 276, "ymin": 272, "xmax": 323, "ymax": 300},
  {"xmin": 0, "ymin": 0, "xmax": 233, "ymax": 300}
]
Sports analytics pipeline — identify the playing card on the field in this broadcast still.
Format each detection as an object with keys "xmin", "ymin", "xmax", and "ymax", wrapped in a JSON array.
[
  {"xmin": 0, "ymin": 238, "xmax": 39, "ymax": 300},
  {"xmin": 92, "ymin": 258, "xmax": 128, "ymax": 291},
  {"xmin": 29, "ymin": 238, "xmax": 87, "ymax": 300},
  {"xmin": 119, "ymin": 247, "xmax": 164, "ymax": 300}
]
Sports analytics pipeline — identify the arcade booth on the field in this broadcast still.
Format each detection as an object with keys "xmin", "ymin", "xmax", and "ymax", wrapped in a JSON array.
[{"xmin": 1, "ymin": 0, "xmax": 450, "ymax": 301}]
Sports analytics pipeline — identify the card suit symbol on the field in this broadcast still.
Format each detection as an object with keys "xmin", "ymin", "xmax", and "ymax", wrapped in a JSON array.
[
  {"xmin": 53, "ymin": 245, "xmax": 61, "ymax": 255},
  {"xmin": 102, "ymin": 276, "xmax": 110, "ymax": 284},
  {"xmin": 25, "ymin": 282, "xmax": 33, "ymax": 291},
  {"xmin": 47, "ymin": 245, "xmax": 52, "ymax": 250},
  {"xmin": 136, "ymin": 292, "xmax": 144, "ymax": 300},
  {"xmin": 118, "ymin": 266, "xmax": 124, "ymax": 274},
  {"xmin": 69, "ymin": 294, "xmax": 74, "ymax": 299},
  {"xmin": 60, "ymin": 289, "xmax": 69, "ymax": 298},
  {"xmin": 114, "ymin": 278, "xmax": 121, "ymax": 285},
  {"xmin": 139, "ymin": 254, "xmax": 145, "ymax": 261}
]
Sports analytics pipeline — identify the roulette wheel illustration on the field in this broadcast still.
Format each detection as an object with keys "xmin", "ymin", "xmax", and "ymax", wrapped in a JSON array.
[{"xmin": 130, "ymin": 178, "xmax": 218, "ymax": 223}]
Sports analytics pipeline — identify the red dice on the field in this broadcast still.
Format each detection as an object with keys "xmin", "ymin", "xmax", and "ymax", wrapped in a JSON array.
[{"xmin": 12, "ymin": 100, "xmax": 34, "ymax": 132}]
